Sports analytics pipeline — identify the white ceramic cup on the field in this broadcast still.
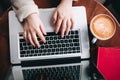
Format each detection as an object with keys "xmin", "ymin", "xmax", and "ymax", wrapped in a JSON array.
[{"xmin": 90, "ymin": 14, "xmax": 116, "ymax": 43}]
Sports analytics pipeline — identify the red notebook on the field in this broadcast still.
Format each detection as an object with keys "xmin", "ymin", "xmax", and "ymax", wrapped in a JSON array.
[{"xmin": 97, "ymin": 47, "xmax": 120, "ymax": 80}]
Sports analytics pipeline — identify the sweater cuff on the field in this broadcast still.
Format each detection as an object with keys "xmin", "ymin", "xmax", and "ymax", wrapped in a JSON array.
[{"xmin": 16, "ymin": 5, "xmax": 39, "ymax": 22}]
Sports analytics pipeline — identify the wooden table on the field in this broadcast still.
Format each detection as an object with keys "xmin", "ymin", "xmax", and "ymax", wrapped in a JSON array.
[
  {"xmin": 0, "ymin": 0, "xmax": 119, "ymax": 79},
  {"xmin": 76, "ymin": 0, "xmax": 120, "ymax": 47}
]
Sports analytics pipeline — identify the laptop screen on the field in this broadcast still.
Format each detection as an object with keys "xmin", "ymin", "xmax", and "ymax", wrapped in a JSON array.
[{"xmin": 6, "ymin": 60, "xmax": 105, "ymax": 80}]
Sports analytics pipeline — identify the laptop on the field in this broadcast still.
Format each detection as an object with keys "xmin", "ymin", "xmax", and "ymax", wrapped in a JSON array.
[{"xmin": 9, "ymin": 6, "xmax": 91, "ymax": 80}]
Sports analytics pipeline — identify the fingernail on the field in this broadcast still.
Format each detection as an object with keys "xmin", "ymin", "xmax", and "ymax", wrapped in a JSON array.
[
  {"xmin": 45, "ymin": 32, "xmax": 47, "ymax": 35},
  {"xmin": 66, "ymin": 32, "xmax": 68, "ymax": 35},
  {"xmin": 33, "ymin": 45, "xmax": 35, "ymax": 47},
  {"xmin": 61, "ymin": 34, "xmax": 64, "ymax": 38},
  {"xmin": 55, "ymin": 31, "xmax": 58, "ymax": 34},
  {"xmin": 38, "ymin": 45, "xmax": 40, "ymax": 48},
  {"xmin": 43, "ymin": 40, "xmax": 46, "ymax": 43}
]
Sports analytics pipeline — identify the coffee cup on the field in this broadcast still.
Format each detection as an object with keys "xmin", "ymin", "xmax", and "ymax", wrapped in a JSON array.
[{"xmin": 90, "ymin": 14, "xmax": 116, "ymax": 43}]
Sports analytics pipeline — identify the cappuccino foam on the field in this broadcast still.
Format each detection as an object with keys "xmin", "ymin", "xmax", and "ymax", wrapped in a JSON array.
[{"xmin": 91, "ymin": 15, "xmax": 115, "ymax": 39}]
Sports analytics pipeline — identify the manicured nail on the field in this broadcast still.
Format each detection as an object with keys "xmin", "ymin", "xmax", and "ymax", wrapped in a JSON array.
[
  {"xmin": 38, "ymin": 45, "xmax": 40, "ymax": 48},
  {"xmin": 44, "ymin": 32, "xmax": 47, "ymax": 35},
  {"xmin": 55, "ymin": 31, "xmax": 58, "ymax": 34},
  {"xmin": 61, "ymin": 34, "xmax": 64, "ymax": 38},
  {"xmin": 43, "ymin": 39, "xmax": 46, "ymax": 43}
]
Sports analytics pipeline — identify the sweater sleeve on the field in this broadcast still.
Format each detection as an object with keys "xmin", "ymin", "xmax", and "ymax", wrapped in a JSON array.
[
  {"xmin": 11, "ymin": 0, "xmax": 77, "ymax": 22},
  {"xmin": 11, "ymin": 0, "xmax": 39, "ymax": 22}
]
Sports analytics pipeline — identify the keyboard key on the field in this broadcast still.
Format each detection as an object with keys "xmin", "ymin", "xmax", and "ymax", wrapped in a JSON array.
[{"xmin": 19, "ymin": 30, "xmax": 81, "ymax": 57}]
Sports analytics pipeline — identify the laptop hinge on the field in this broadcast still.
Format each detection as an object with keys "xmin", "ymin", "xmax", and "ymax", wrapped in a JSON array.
[{"xmin": 21, "ymin": 57, "xmax": 81, "ymax": 67}]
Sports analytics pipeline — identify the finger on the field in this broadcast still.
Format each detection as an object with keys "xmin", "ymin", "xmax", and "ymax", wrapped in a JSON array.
[
  {"xmin": 23, "ymin": 23, "xmax": 29, "ymax": 42},
  {"xmin": 36, "ymin": 29, "xmax": 46, "ymax": 43},
  {"xmin": 52, "ymin": 11, "xmax": 57, "ymax": 24},
  {"xmin": 55, "ymin": 15, "xmax": 63, "ymax": 33},
  {"xmin": 27, "ymin": 32, "xmax": 35, "ymax": 46},
  {"xmin": 23, "ymin": 30, "xmax": 28, "ymax": 42},
  {"xmin": 31, "ymin": 32, "xmax": 40, "ymax": 48},
  {"xmin": 61, "ymin": 19, "xmax": 67, "ymax": 37},
  {"xmin": 66, "ymin": 19, "xmax": 71, "ymax": 35},
  {"xmin": 39, "ymin": 21, "xmax": 47, "ymax": 35},
  {"xmin": 70, "ymin": 17, "xmax": 75, "ymax": 29}
]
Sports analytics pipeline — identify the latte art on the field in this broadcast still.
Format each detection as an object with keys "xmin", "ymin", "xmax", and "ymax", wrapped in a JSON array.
[{"xmin": 90, "ymin": 14, "xmax": 116, "ymax": 40}]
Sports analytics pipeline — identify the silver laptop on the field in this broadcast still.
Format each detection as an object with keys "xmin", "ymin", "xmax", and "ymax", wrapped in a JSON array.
[
  {"xmin": 9, "ymin": 6, "xmax": 90, "ymax": 64},
  {"xmin": 9, "ymin": 6, "xmax": 90, "ymax": 80}
]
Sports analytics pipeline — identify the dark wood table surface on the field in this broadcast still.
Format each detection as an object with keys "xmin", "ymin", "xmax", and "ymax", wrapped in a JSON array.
[{"xmin": 0, "ymin": 0, "xmax": 120, "ymax": 79}]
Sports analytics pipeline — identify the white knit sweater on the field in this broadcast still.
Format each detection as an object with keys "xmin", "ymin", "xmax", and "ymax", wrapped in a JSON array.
[{"xmin": 11, "ymin": 0, "xmax": 77, "ymax": 22}]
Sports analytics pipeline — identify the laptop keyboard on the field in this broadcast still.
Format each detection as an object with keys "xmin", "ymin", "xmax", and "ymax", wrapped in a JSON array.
[
  {"xmin": 19, "ymin": 30, "xmax": 81, "ymax": 57},
  {"xmin": 22, "ymin": 64, "xmax": 81, "ymax": 80}
]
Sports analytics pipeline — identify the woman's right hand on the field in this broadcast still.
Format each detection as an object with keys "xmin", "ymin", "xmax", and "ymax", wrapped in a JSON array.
[{"xmin": 23, "ymin": 13, "xmax": 46, "ymax": 48}]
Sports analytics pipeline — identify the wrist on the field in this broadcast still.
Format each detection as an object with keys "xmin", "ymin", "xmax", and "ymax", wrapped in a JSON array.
[
  {"xmin": 60, "ymin": 0, "xmax": 73, "ymax": 6},
  {"xmin": 25, "ymin": 12, "xmax": 38, "ymax": 21}
]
